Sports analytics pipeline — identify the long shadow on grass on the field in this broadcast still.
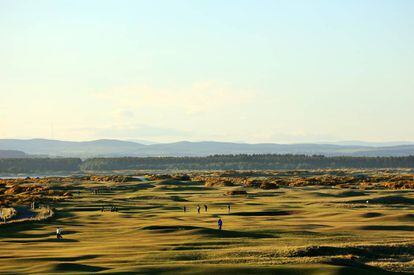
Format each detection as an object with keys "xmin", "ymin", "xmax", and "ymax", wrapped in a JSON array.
[
  {"xmin": 5, "ymin": 238, "xmax": 79, "ymax": 243},
  {"xmin": 51, "ymin": 263, "xmax": 109, "ymax": 272},
  {"xmin": 226, "ymin": 210, "xmax": 297, "ymax": 216},
  {"xmin": 0, "ymin": 210, "xmax": 79, "ymax": 239},
  {"xmin": 293, "ymin": 244, "xmax": 414, "ymax": 258},
  {"xmin": 141, "ymin": 225, "xmax": 274, "ymax": 238},
  {"xmin": 359, "ymin": 225, "xmax": 414, "ymax": 231},
  {"xmin": 351, "ymin": 195, "xmax": 414, "ymax": 205},
  {"xmin": 27, "ymin": 255, "xmax": 100, "ymax": 262},
  {"xmin": 107, "ymin": 264, "xmax": 396, "ymax": 275}
]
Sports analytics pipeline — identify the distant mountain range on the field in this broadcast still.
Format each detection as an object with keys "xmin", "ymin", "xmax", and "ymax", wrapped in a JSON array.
[{"xmin": 1, "ymin": 138, "xmax": 414, "ymax": 158}]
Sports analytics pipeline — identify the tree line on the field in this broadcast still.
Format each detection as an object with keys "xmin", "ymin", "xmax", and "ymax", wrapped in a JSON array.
[
  {"xmin": 2, "ymin": 155, "xmax": 414, "ymax": 173},
  {"xmin": 0, "ymin": 158, "xmax": 82, "ymax": 173},
  {"xmin": 81, "ymin": 155, "xmax": 414, "ymax": 170}
]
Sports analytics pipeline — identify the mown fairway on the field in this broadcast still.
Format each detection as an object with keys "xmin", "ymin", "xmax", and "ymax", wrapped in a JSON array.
[{"xmin": 1, "ymin": 177, "xmax": 414, "ymax": 274}]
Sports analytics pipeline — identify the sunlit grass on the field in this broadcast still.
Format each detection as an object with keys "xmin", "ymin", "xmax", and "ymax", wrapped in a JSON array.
[{"xmin": 0, "ymin": 174, "xmax": 413, "ymax": 274}]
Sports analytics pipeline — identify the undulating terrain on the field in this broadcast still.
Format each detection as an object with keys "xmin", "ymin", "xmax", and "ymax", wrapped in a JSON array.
[{"xmin": 1, "ymin": 170, "xmax": 414, "ymax": 274}]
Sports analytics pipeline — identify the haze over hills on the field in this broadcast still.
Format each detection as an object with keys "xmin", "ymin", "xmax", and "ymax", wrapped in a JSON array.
[
  {"xmin": 1, "ymin": 139, "xmax": 414, "ymax": 158},
  {"xmin": 0, "ymin": 150, "xmax": 28, "ymax": 158},
  {"xmin": 0, "ymin": 139, "xmax": 146, "ymax": 158},
  {"xmin": 324, "ymin": 140, "xmax": 414, "ymax": 147}
]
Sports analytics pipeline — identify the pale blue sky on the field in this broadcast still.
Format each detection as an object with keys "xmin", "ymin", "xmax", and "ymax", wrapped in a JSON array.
[{"xmin": 1, "ymin": 0, "xmax": 413, "ymax": 143}]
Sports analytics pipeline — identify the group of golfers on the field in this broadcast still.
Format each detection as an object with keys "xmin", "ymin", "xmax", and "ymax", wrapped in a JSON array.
[{"xmin": 56, "ymin": 203, "xmax": 232, "ymax": 239}]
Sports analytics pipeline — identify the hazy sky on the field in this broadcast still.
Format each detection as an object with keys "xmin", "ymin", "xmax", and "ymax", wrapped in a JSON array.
[{"xmin": 1, "ymin": 0, "xmax": 413, "ymax": 143}]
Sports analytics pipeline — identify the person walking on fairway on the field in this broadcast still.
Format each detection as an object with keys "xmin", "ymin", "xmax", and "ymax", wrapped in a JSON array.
[
  {"xmin": 183, "ymin": 206, "xmax": 187, "ymax": 213},
  {"xmin": 56, "ymin": 227, "xmax": 63, "ymax": 239},
  {"xmin": 227, "ymin": 204, "xmax": 231, "ymax": 213},
  {"xmin": 204, "ymin": 204, "xmax": 208, "ymax": 212},
  {"xmin": 197, "ymin": 205, "xmax": 201, "ymax": 214},
  {"xmin": 218, "ymin": 218, "xmax": 223, "ymax": 230}
]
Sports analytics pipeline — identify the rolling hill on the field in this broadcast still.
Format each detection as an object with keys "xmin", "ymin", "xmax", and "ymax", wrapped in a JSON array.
[{"xmin": 1, "ymin": 139, "xmax": 414, "ymax": 158}]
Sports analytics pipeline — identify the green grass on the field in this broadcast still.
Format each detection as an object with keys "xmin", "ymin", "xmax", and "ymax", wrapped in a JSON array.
[{"xmin": 0, "ymin": 177, "xmax": 413, "ymax": 274}]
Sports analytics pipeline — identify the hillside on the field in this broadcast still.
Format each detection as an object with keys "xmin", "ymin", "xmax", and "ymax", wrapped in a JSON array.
[
  {"xmin": 0, "ymin": 150, "xmax": 27, "ymax": 158},
  {"xmin": 1, "ymin": 139, "xmax": 414, "ymax": 157}
]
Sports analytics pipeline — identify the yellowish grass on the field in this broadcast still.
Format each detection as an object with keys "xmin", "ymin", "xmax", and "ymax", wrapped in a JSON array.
[{"xmin": 0, "ymin": 177, "xmax": 413, "ymax": 274}]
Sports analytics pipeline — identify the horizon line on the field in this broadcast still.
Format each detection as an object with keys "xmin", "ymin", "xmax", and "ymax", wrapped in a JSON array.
[{"xmin": 1, "ymin": 137, "xmax": 414, "ymax": 146}]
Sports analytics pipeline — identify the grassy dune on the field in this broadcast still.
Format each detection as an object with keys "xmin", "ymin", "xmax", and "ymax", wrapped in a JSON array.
[{"xmin": 0, "ymin": 176, "xmax": 414, "ymax": 274}]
